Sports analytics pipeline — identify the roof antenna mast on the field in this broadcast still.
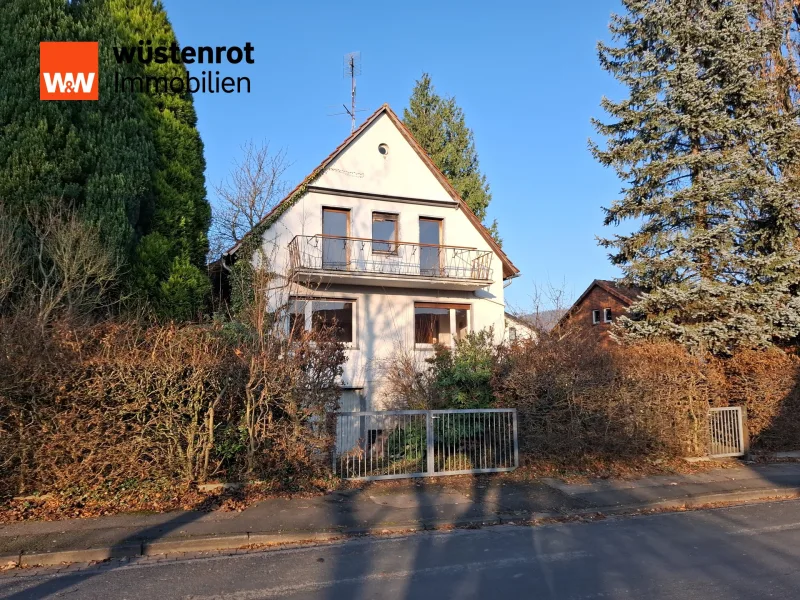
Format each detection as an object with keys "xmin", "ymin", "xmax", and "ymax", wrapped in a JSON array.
[{"xmin": 343, "ymin": 52, "xmax": 361, "ymax": 133}]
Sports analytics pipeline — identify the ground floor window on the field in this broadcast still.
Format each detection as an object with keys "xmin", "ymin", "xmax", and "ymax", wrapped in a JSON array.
[
  {"xmin": 289, "ymin": 297, "xmax": 355, "ymax": 344},
  {"xmin": 414, "ymin": 302, "xmax": 470, "ymax": 346}
]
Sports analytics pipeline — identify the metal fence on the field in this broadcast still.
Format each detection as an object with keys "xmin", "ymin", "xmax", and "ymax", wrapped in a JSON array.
[
  {"xmin": 708, "ymin": 407, "xmax": 746, "ymax": 458},
  {"xmin": 333, "ymin": 409, "xmax": 519, "ymax": 480}
]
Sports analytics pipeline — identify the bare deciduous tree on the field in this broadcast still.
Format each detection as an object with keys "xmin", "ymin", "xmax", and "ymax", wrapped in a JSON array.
[
  {"xmin": 0, "ymin": 203, "xmax": 24, "ymax": 309},
  {"xmin": 210, "ymin": 141, "xmax": 292, "ymax": 259},
  {"xmin": 27, "ymin": 204, "xmax": 120, "ymax": 327}
]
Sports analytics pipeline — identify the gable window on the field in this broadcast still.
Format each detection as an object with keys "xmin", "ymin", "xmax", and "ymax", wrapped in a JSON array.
[
  {"xmin": 592, "ymin": 309, "xmax": 601, "ymax": 325},
  {"xmin": 415, "ymin": 302, "xmax": 469, "ymax": 346},
  {"xmin": 604, "ymin": 308, "xmax": 612, "ymax": 323},
  {"xmin": 372, "ymin": 212, "xmax": 398, "ymax": 254},
  {"xmin": 509, "ymin": 327, "xmax": 517, "ymax": 341},
  {"xmin": 289, "ymin": 297, "xmax": 355, "ymax": 344}
]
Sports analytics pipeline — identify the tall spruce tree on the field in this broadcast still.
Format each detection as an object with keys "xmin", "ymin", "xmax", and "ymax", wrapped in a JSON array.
[
  {"xmin": 404, "ymin": 74, "xmax": 500, "ymax": 242},
  {"xmin": 593, "ymin": 0, "xmax": 800, "ymax": 354},
  {"xmin": 107, "ymin": 0, "xmax": 211, "ymax": 320}
]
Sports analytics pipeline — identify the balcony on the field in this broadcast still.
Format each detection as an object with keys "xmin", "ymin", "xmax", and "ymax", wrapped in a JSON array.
[{"xmin": 287, "ymin": 235, "xmax": 493, "ymax": 290}]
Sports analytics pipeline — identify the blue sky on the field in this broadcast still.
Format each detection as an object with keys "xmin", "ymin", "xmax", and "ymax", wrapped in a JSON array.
[{"xmin": 163, "ymin": 0, "xmax": 625, "ymax": 310}]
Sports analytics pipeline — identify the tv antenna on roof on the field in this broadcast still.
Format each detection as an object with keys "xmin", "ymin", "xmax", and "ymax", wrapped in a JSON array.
[
  {"xmin": 344, "ymin": 52, "xmax": 361, "ymax": 132},
  {"xmin": 329, "ymin": 52, "xmax": 366, "ymax": 133}
]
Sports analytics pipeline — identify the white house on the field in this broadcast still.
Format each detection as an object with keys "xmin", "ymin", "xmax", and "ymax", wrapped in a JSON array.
[
  {"xmin": 504, "ymin": 313, "xmax": 537, "ymax": 343},
  {"xmin": 223, "ymin": 104, "xmax": 520, "ymax": 410}
]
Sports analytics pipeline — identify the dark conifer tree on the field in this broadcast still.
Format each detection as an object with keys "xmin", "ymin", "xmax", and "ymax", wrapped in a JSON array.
[
  {"xmin": 0, "ymin": 0, "xmax": 154, "ymax": 258},
  {"xmin": 404, "ymin": 74, "xmax": 500, "ymax": 242},
  {"xmin": 106, "ymin": 0, "xmax": 211, "ymax": 319}
]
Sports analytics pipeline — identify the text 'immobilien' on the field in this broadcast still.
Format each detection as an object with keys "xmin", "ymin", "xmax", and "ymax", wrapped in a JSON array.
[{"xmin": 112, "ymin": 41, "xmax": 254, "ymax": 95}]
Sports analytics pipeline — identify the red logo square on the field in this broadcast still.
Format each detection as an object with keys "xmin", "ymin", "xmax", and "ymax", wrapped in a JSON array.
[{"xmin": 40, "ymin": 42, "xmax": 99, "ymax": 101}]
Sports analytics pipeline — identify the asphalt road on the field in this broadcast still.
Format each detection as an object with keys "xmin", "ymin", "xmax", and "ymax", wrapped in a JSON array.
[{"xmin": 1, "ymin": 500, "xmax": 799, "ymax": 600}]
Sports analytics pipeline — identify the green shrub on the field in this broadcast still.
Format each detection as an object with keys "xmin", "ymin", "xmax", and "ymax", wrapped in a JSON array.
[
  {"xmin": 387, "ymin": 422, "xmax": 426, "ymax": 460},
  {"xmin": 429, "ymin": 329, "xmax": 497, "ymax": 409}
]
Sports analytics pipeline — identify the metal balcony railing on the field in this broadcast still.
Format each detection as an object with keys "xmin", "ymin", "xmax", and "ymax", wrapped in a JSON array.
[{"xmin": 287, "ymin": 235, "xmax": 493, "ymax": 282}]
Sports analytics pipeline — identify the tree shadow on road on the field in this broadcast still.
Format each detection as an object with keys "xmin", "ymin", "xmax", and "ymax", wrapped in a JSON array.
[{"xmin": 0, "ymin": 489, "xmax": 245, "ymax": 600}]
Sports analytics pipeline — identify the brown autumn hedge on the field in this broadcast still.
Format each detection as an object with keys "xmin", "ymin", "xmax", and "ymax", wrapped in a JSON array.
[
  {"xmin": 2, "ymin": 315, "xmax": 798, "ymax": 501},
  {"xmin": 718, "ymin": 349, "xmax": 800, "ymax": 451},
  {"xmin": 493, "ymin": 330, "xmax": 799, "ymax": 459},
  {"xmin": 0, "ymin": 316, "xmax": 345, "ymax": 498}
]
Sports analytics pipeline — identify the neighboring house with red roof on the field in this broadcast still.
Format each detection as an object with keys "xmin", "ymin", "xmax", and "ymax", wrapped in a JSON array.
[
  {"xmin": 220, "ymin": 104, "xmax": 520, "ymax": 410},
  {"xmin": 557, "ymin": 279, "xmax": 643, "ymax": 343}
]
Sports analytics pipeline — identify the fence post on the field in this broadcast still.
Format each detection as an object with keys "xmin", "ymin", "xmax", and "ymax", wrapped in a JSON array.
[
  {"xmin": 739, "ymin": 407, "xmax": 749, "ymax": 456},
  {"xmin": 331, "ymin": 413, "xmax": 338, "ymax": 477},
  {"xmin": 512, "ymin": 409, "xmax": 520, "ymax": 468},
  {"xmin": 426, "ymin": 411, "xmax": 435, "ymax": 475}
]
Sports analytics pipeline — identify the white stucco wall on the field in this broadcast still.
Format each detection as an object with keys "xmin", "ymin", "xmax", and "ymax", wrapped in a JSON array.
[
  {"xmin": 504, "ymin": 316, "xmax": 537, "ymax": 343},
  {"xmin": 253, "ymin": 112, "xmax": 512, "ymax": 409},
  {"xmin": 314, "ymin": 111, "xmax": 453, "ymax": 202}
]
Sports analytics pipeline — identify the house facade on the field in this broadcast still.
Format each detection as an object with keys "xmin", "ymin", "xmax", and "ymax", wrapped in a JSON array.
[
  {"xmin": 556, "ymin": 279, "xmax": 642, "ymax": 343},
  {"xmin": 223, "ymin": 105, "xmax": 519, "ymax": 410},
  {"xmin": 504, "ymin": 313, "xmax": 537, "ymax": 343}
]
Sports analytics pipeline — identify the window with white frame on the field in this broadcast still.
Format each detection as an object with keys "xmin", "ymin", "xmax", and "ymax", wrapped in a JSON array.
[
  {"xmin": 289, "ymin": 297, "xmax": 355, "ymax": 344},
  {"xmin": 592, "ymin": 309, "xmax": 601, "ymax": 325},
  {"xmin": 604, "ymin": 308, "xmax": 612, "ymax": 323},
  {"xmin": 414, "ymin": 302, "xmax": 469, "ymax": 346}
]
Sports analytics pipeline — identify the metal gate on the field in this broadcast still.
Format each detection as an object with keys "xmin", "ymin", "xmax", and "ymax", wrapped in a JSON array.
[
  {"xmin": 708, "ymin": 407, "xmax": 746, "ymax": 458},
  {"xmin": 333, "ymin": 409, "xmax": 519, "ymax": 480}
]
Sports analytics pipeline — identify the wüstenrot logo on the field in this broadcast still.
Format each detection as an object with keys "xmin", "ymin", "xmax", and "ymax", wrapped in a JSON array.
[{"xmin": 40, "ymin": 42, "xmax": 99, "ymax": 100}]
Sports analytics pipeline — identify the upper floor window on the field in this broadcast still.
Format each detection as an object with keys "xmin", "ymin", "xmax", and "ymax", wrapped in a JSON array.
[
  {"xmin": 419, "ymin": 218, "xmax": 443, "ymax": 276},
  {"xmin": 322, "ymin": 208, "xmax": 350, "ymax": 270},
  {"xmin": 604, "ymin": 308, "xmax": 612, "ymax": 323},
  {"xmin": 592, "ymin": 309, "xmax": 601, "ymax": 325},
  {"xmin": 372, "ymin": 212, "xmax": 398, "ymax": 254},
  {"xmin": 508, "ymin": 327, "xmax": 517, "ymax": 341}
]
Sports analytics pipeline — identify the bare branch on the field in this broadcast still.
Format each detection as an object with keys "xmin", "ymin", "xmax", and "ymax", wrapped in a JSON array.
[
  {"xmin": 210, "ymin": 140, "xmax": 292, "ymax": 259},
  {"xmin": 0, "ymin": 203, "xmax": 24, "ymax": 308}
]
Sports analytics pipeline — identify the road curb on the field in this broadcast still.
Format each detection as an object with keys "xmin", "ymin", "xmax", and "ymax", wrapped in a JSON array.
[
  {"xmin": 143, "ymin": 535, "xmax": 250, "ymax": 556},
  {"xmin": 19, "ymin": 544, "xmax": 142, "ymax": 568},
  {"xmin": 659, "ymin": 487, "xmax": 797, "ymax": 509},
  {"xmin": 1, "ymin": 552, "xmax": 21, "ymax": 568},
  {"xmin": 6, "ymin": 487, "xmax": 800, "ymax": 569},
  {"xmin": 576, "ymin": 487, "xmax": 800, "ymax": 518}
]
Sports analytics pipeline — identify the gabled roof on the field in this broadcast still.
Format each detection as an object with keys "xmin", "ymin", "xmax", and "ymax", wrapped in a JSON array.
[
  {"xmin": 575, "ymin": 279, "xmax": 643, "ymax": 308},
  {"xmin": 223, "ymin": 104, "xmax": 519, "ymax": 280},
  {"xmin": 505, "ymin": 312, "xmax": 533, "ymax": 328},
  {"xmin": 507, "ymin": 309, "xmax": 567, "ymax": 332},
  {"xmin": 557, "ymin": 279, "xmax": 644, "ymax": 328}
]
